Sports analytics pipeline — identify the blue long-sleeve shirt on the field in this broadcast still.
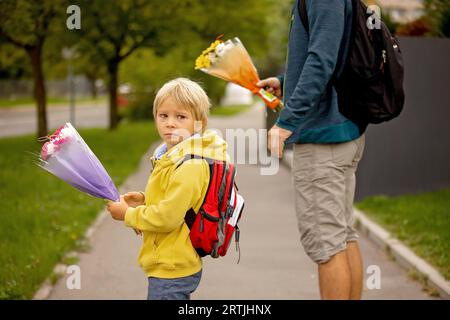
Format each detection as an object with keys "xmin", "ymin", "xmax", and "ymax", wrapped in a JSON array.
[{"xmin": 276, "ymin": 0, "xmax": 364, "ymax": 144}]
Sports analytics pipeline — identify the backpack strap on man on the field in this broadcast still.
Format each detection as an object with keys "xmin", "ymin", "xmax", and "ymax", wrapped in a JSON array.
[{"xmin": 298, "ymin": 0, "xmax": 309, "ymax": 34}]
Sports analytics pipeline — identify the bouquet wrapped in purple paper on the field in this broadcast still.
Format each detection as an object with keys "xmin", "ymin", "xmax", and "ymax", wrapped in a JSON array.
[{"xmin": 38, "ymin": 123, "xmax": 120, "ymax": 201}]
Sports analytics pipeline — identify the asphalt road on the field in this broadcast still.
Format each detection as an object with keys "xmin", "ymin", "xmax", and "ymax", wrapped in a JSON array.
[{"xmin": 0, "ymin": 101, "xmax": 108, "ymax": 138}]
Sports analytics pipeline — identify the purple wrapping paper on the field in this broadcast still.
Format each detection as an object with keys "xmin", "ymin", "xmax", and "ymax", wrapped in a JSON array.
[{"xmin": 38, "ymin": 123, "xmax": 120, "ymax": 201}]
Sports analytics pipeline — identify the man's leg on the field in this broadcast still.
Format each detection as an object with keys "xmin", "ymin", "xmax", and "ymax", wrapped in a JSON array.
[
  {"xmin": 317, "ymin": 242, "xmax": 363, "ymax": 300},
  {"xmin": 292, "ymin": 140, "xmax": 363, "ymax": 300},
  {"xmin": 344, "ymin": 134, "xmax": 366, "ymax": 300},
  {"xmin": 293, "ymin": 142, "xmax": 351, "ymax": 299},
  {"xmin": 318, "ymin": 250, "xmax": 351, "ymax": 300},
  {"xmin": 346, "ymin": 241, "xmax": 363, "ymax": 300}
]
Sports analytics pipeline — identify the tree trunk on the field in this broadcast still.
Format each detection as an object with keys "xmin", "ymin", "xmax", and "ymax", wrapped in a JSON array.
[
  {"xmin": 91, "ymin": 78, "xmax": 98, "ymax": 99},
  {"xmin": 86, "ymin": 74, "xmax": 98, "ymax": 99},
  {"xmin": 28, "ymin": 45, "xmax": 48, "ymax": 139},
  {"xmin": 107, "ymin": 61, "xmax": 119, "ymax": 130}
]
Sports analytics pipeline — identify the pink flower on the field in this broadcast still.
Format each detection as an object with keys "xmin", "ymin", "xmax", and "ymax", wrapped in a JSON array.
[
  {"xmin": 50, "ymin": 125, "xmax": 65, "ymax": 140},
  {"xmin": 41, "ymin": 142, "xmax": 50, "ymax": 161},
  {"xmin": 41, "ymin": 125, "xmax": 72, "ymax": 161}
]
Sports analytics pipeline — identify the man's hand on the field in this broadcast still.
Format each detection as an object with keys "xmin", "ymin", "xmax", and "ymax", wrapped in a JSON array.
[
  {"xmin": 257, "ymin": 77, "xmax": 282, "ymax": 99},
  {"xmin": 268, "ymin": 125, "xmax": 293, "ymax": 158},
  {"xmin": 106, "ymin": 195, "xmax": 129, "ymax": 221},
  {"xmin": 123, "ymin": 191, "xmax": 145, "ymax": 207}
]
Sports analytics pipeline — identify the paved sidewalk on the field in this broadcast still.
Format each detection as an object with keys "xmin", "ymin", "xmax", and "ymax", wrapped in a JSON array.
[{"xmin": 47, "ymin": 104, "xmax": 438, "ymax": 300}]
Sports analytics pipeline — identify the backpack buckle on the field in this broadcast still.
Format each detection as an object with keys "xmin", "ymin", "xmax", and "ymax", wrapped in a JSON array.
[{"xmin": 226, "ymin": 204, "xmax": 234, "ymax": 218}]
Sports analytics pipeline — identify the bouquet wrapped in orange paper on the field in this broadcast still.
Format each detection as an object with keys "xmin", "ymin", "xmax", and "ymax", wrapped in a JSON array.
[{"xmin": 195, "ymin": 37, "xmax": 283, "ymax": 112}]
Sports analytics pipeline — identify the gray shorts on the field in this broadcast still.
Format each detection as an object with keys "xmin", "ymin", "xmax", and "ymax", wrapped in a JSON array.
[
  {"xmin": 292, "ymin": 134, "xmax": 365, "ymax": 264},
  {"xmin": 147, "ymin": 270, "xmax": 202, "ymax": 300}
]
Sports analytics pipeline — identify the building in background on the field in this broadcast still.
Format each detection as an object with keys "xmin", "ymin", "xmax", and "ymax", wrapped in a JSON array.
[{"xmin": 375, "ymin": 0, "xmax": 425, "ymax": 23}]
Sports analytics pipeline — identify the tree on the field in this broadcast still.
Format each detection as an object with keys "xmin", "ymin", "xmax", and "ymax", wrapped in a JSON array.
[
  {"xmin": 255, "ymin": 0, "xmax": 292, "ymax": 78},
  {"xmin": 442, "ymin": 7, "xmax": 450, "ymax": 37},
  {"xmin": 188, "ymin": 0, "xmax": 278, "ymax": 95},
  {"xmin": 0, "ymin": 0, "xmax": 65, "ymax": 138},
  {"xmin": 424, "ymin": 0, "xmax": 450, "ymax": 37},
  {"xmin": 0, "ymin": 40, "xmax": 31, "ymax": 79},
  {"xmin": 396, "ymin": 17, "xmax": 434, "ymax": 36},
  {"xmin": 75, "ymin": 0, "xmax": 274, "ymax": 129},
  {"xmin": 381, "ymin": 11, "xmax": 399, "ymax": 35},
  {"xmin": 75, "ymin": 0, "xmax": 192, "ymax": 129}
]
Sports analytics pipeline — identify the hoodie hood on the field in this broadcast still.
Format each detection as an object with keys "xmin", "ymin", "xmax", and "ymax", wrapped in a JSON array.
[{"xmin": 151, "ymin": 129, "xmax": 229, "ymax": 169}]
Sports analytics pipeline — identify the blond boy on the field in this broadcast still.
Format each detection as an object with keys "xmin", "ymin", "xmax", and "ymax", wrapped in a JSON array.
[{"xmin": 107, "ymin": 78, "xmax": 229, "ymax": 300}]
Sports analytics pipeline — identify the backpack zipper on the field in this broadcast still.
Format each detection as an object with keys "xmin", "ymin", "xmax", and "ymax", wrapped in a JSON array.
[{"xmin": 380, "ymin": 49, "xmax": 387, "ymax": 73}]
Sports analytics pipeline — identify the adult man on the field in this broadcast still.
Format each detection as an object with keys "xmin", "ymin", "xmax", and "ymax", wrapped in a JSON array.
[{"xmin": 258, "ymin": 0, "xmax": 367, "ymax": 300}]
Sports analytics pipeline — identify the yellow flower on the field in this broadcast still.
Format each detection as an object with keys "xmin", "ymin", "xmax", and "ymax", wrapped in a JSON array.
[{"xmin": 194, "ymin": 39, "xmax": 223, "ymax": 70}]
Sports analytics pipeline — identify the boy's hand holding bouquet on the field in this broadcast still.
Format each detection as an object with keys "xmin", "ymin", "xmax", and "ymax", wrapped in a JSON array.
[
  {"xmin": 123, "ymin": 191, "xmax": 145, "ymax": 207},
  {"xmin": 106, "ymin": 195, "xmax": 129, "ymax": 221},
  {"xmin": 107, "ymin": 194, "xmax": 143, "ymax": 235}
]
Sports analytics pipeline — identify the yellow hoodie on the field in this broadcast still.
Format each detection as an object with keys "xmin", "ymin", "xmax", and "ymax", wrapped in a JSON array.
[{"xmin": 124, "ymin": 130, "xmax": 229, "ymax": 278}]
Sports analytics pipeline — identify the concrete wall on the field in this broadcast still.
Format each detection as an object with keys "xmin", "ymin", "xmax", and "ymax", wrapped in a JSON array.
[{"xmin": 355, "ymin": 37, "xmax": 450, "ymax": 200}]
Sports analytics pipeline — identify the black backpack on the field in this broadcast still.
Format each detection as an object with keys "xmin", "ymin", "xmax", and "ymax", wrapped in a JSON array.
[{"xmin": 298, "ymin": 0, "xmax": 405, "ymax": 128}]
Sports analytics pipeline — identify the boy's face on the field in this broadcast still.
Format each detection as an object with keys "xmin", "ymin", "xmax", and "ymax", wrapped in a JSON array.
[{"xmin": 156, "ymin": 97, "xmax": 196, "ymax": 149}]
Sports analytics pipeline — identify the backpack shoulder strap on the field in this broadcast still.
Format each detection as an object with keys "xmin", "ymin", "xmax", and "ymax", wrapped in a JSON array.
[
  {"xmin": 179, "ymin": 154, "xmax": 216, "ymax": 229},
  {"xmin": 298, "ymin": 0, "xmax": 309, "ymax": 34},
  {"xmin": 175, "ymin": 154, "xmax": 217, "ymax": 172}
]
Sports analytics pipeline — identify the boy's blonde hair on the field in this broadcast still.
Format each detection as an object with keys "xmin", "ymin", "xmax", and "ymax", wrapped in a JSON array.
[{"xmin": 153, "ymin": 78, "xmax": 210, "ymax": 131}]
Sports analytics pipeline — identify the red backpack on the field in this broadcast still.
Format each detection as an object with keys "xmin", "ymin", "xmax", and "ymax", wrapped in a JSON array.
[{"xmin": 178, "ymin": 155, "xmax": 244, "ymax": 262}]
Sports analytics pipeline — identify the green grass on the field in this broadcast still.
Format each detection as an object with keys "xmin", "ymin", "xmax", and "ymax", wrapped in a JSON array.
[
  {"xmin": 0, "ymin": 121, "xmax": 159, "ymax": 299},
  {"xmin": 356, "ymin": 189, "xmax": 450, "ymax": 280},
  {"xmin": 209, "ymin": 104, "xmax": 251, "ymax": 116},
  {"xmin": 0, "ymin": 96, "xmax": 107, "ymax": 109}
]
